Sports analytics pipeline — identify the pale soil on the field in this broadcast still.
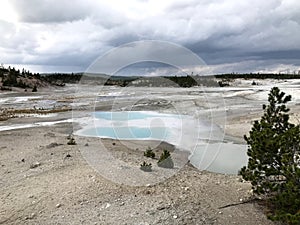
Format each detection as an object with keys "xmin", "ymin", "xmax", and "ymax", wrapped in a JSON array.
[
  {"xmin": 0, "ymin": 122, "xmax": 274, "ymax": 225},
  {"xmin": 223, "ymin": 105, "xmax": 300, "ymax": 140}
]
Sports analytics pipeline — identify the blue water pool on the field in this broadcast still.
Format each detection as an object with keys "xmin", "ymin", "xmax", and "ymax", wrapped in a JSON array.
[
  {"xmin": 93, "ymin": 111, "xmax": 179, "ymax": 121},
  {"xmin": 82, "ymin": 126, "xmax": 168, "ymax": 139},
  {"xmin": 76, "ymin": 111, "xmax": 248, "ymax": 175},
  {"xmin": 77, "ymin": 111, "xmax": 180, "ymax": 140}
]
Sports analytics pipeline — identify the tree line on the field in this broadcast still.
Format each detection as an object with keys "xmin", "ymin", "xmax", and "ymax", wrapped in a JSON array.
[{"xmin": 1, "ymin": 65, "xmax": 300, "ymax": 89}]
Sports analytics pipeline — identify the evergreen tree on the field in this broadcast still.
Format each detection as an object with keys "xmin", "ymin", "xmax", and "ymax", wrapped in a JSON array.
[
  {"xmin": 239, "ymin": 87, "xmax": 300, "ymax": 224},
  {"xmin": 3, "ymin": 70, "xmax": 17, "ymax": 86}
]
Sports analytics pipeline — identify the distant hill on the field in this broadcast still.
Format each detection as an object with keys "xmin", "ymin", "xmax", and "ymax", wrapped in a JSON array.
[
  {"xmin": 0, "ymin": 66, "xmax": 47, "ymax": 91},
  {"xmin": 0, "ymin": 66, "xmax": 83, "ymax": 91},
  {"xmin": 1, "ymin": 65, "xmax": 300, "ymax": 91}
]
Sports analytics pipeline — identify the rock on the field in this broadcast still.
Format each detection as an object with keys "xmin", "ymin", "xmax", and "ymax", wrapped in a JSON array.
[
  {"xmin": 104, "ymin": 203, "xmax": 111, "ymax": 209},
  {"xmin": 85, "ymin": 143, "xmax": 89, "ymax": 146},
  {"xmin": 46, "ymin": 142, "xmax": 61, "ymax": 149},
  {"xmin": 173, "ymin": 215, "xmax": 178, "ymax": 219},
  {"xmin": 30, "ymin": 162, "xmax": 41, "ymax": 169},
  {"xmin": 157, "ymin": 206, "xmax": 165, "ymax": 210},
  {"xmin": 65, "ymin": 154, "xmax": 72, "ymax": 158},
  {"xmin": 247, "ymin": 189, "xmax": 254, "ymax": 196},
  {"xmin": 56, "ymin": 203, "xmax": 61, "ymax": 208},
  {"xmin": 25, "ymin": 213, "xmax": 36, "ymax": 220},
  {"xmin": 21, "ymin": 158, "xmax": 25, "ymax": 162},
  {"xmin": 147, "ymin": 210, "xmax": 155, "ymax": 216}
]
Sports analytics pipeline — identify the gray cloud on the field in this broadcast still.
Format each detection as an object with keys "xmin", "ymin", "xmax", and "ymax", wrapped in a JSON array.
[
  {"xmin": 10, "ymin": 0, "xmax": 91, "ymax": 23},
  {"xmin": 1, "ymin": 0, "xmax": 300, "ymax": 73}
]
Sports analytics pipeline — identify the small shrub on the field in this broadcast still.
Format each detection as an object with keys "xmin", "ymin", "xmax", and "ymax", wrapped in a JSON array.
[
  {"xmin": 157, "ymin": 150, "xmax": 174, "ymax": 168},
  {"xmin": 32, "ymin": 85, "xmax": 37, "ymax": 92},
  {"xmin": 140, "ymin": 161, "xmax": 152, "ymax": 172},
  {"xmin": 144, "ymin": 147, "xmax": 155, "ymax": 158},
  {"xmin": 67, "ymin": 137, "xmax": 76, "ymax": 145}
]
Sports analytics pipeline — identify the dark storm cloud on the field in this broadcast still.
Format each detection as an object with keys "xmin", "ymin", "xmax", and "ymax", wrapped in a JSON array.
[
  {"xmin": 1, "ymin": 0, "xmax": 300, "ymax": 73},
  {"xmin": 254, "ymin": 50, "xmax": 300, "ymax": 61}
]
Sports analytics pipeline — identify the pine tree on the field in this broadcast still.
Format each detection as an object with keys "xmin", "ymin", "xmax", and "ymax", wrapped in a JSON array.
[
  {"xmin": 3, "ymin": 70, "xmax": 17, "ymax": 86},
  {"xmin": 239, "ymin": 87, "xmax": 300, "ymax": 224}
]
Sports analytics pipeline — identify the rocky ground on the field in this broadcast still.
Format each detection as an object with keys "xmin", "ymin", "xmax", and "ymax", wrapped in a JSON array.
[{"xmin": 0, "ymin": 122, "xmax": 274, "ymax": 225}]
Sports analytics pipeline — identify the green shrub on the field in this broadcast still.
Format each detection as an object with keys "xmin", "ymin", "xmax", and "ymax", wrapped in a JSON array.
[
  {"xmin": 32, "ymin": 85, "xmax": 37, "ymax": 92},
  {"xmin": 239, "ymin": 87, "xmax": 300, "ymax": 224},
  {"xmin": 157, "ymin": 150, "xmax": 174, "ymax": 168},
  {"xmin": 144, "ymin": 147, "xmax": 155, "ymax": 158},
  {"xmin": 140, "ymin": 161, "xmax": 152, "ymax": 172},
  {"xmin": 67, "ymin": 137, "xmax": 77, "ymax": 145}
]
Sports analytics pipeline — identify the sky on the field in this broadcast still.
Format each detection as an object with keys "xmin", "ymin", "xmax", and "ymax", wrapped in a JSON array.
[{"xmin": 0, "ymin": 0, "xmax": 300, "ymax": 75}]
